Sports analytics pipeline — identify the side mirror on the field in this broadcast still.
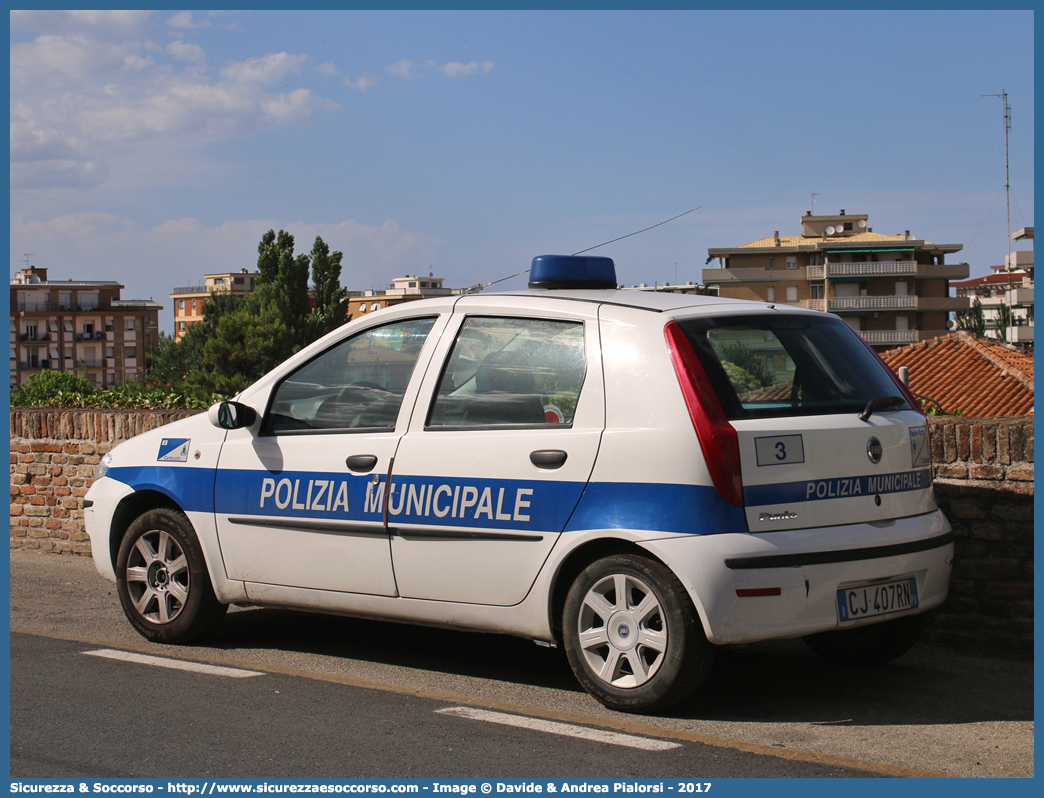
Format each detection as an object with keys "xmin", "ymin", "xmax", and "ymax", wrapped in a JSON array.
[{"xmin": 208, "ymin": 401, "xmax": 257, "ymax": 430}]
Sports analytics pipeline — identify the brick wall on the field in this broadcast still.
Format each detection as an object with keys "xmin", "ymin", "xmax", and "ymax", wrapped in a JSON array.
[
  {"xmin": 9, "ymin": 408, "xmax": 1034, "ymax": 654},
  {"xmin": 10, "ymin": 409, "xmax": 201, "ymax": 555}
]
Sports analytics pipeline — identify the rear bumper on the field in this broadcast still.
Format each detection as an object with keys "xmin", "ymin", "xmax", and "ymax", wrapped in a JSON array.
[{"xmin": 640, "ymin": 509, "xmax": 953, "ymax": 644}]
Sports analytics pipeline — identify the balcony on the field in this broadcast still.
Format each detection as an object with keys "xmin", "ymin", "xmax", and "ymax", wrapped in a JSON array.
[
  {"xmin": 978, "ymin": 288, "xmax": 1034, "ymax": 307},
  {"xmin": 807, "ymin": 260, "xmax": 917, "ymax": 279},
  {"xmin": 855, "ymin": 330, "xmax": 951, "ymax": 346},
  {"xmin": 806, "ymin": 296, "xmax": 970, "ymax": 313}
]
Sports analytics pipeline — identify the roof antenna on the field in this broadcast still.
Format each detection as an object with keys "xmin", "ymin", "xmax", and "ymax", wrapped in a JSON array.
[{"xmin": 463, "ymin": 205, "xmax": 706, "ymax": 293}]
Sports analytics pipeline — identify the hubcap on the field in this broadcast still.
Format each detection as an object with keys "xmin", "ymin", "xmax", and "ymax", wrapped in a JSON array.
[
  {"xmin": 125, "ymin": 529, "xmax": 190, "ymax": 625},
  {"xmin": 577, "ymin": 573, "xmax": 667, "ymax": 689}
]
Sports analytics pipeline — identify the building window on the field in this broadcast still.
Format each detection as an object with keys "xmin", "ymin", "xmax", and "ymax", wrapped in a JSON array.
[
  {"xmin": 125, "ymin": 318, "xmax": 136, "ymax": 331},
  {"xmin": 371, "ymin": 303, "xmax": 381, "ymax": 311},
  {"xmin": 408, "ymin": 282, "xmax": 417, "ymax": 288},
  {"xmin": 177, "ymin": 322, "xmax": 186, "ymax": 332},
  {"xmin": 786, "ymin": 286, "xmax": 798, "ymax": 302},
  {"xmin": 810, "ymin": 283, "xmax": 825, "ymax": 300},
  {"xmin": 359, "ymin": 305, "xmax": 366, "ymax": 314},
  {"xmin": 766, "ymin": 287, "xmax": 776, "ymax": 303},
  {"xmin": 125, "ymin": 346, "xmax": 137, "ymax": 359},
  {"xmin": 786, "ymin": 257, "xmax": 798, "ymax": 269},
  {"xmin": 768, "ymin": 257, "xmax": 775, "ymax": 270},
  {"xmin": 24, "ymin": 324, "xmax": 37, "ymax": 341},
  {"xmin": 178, "ymin": 300, "xmax": 185, "ymax": 311}
]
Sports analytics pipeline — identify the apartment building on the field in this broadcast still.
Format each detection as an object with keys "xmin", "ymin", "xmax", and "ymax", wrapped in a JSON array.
[
  {"xmin": 952, "ymin": 226, "xmax": 1034, "ymax": 346},
  {"xmin": 347, "ymin": 274, "xmax": 454, "ymax": 321},
  {"xmin": 704, "ymin": 211, "xmax": 971, "ymax": 350},
  {"xmin": 169, "ymin": 269, "xmax": 258, "ymax": 341},
  {"xmin": 10, "ymin": 266, "xmax": 161, "ymax": 388}
]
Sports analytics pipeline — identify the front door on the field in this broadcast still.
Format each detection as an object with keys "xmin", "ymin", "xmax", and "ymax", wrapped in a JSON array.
[{"xmin": 213, "ymin": 316, "xmax": 443, "ymax": 595}]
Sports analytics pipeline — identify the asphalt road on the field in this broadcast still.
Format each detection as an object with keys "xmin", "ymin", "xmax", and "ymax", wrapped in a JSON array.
[{"xmin": 8, "ymin": 550, "xmax": 1034, "ymax": 779}]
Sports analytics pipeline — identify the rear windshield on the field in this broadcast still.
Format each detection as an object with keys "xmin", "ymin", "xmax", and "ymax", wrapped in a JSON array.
[{"xmin": 676, "ymin": 313, "xmax": 910, "ymax": 420}]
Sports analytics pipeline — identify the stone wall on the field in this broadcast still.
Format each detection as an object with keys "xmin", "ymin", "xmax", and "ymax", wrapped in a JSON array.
[
  {"xmin": 922, "ymin": 416, "xmax": 1034, "ymax": 655},
  {"xmin": 9, "ymin": 408, "xmax": 1034, "ymax": 654}
]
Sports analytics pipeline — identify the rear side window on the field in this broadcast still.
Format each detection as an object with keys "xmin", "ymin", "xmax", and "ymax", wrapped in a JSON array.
[
  {"xmin": 676, "ymin": 314, "xmax": 909, "ymax": 419},
  {"xmin": 428, "ymin": 317, "xmax": 585, "ymax": 427}
]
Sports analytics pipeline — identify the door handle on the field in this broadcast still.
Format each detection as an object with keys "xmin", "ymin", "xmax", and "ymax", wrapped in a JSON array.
[
  {"xmin": 346, "ymin": 454, "xmax": 378, "ymax": 473},
  {"xmin": 530, "ymin": 450, "xmax": 568, "ymax": 469}
]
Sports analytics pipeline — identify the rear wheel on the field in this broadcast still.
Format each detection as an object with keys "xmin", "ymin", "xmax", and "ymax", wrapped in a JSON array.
[
  {"xmin": 563, "ymin": 554, "xmax": 714, "ymax": 714},
  {"xmin": 803, "ymin": 613, "xmax": 926, "ymax": 665},
  {"xmin": 116, "ymin": 508, "xmax": 227, "ymax": 644}
]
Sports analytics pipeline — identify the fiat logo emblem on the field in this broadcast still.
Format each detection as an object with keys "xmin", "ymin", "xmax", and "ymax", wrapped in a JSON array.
[{"xmin": 867, "ymin": 436, "xmax": 883, "ymax": 464}]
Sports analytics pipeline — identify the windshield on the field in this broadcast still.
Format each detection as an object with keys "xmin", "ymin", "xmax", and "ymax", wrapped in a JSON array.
[{"xmin": 675, "ymin": 313, "xmax": 910, "ymax": 420}]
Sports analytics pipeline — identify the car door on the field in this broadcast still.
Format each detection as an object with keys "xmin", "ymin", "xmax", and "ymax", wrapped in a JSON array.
[
  {"xmin": 213, "ymin": 315, "xmax": 445, "ymax": 595},
  {"xmin": 387, "ymin": 296, "xmax": 605, "ymax": 606}
]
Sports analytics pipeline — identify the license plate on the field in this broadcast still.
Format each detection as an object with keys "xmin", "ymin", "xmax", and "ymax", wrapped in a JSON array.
[{"xmin": 837, "ymin": 577, "xmax": 918, "ymax": 622}]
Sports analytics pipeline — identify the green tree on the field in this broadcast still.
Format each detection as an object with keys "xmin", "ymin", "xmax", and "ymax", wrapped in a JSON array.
[
  {"xmin": 995, "ymin": 302, "xmax": 1012, "ymax": 342},
  {"xmin": 256, "ymin": 229, "xmax": 311, "ymax": 341},
  {"xmin": 11, "ymin": 370, "xmax": 97, "ymax": 406},
  {"xmin": 955, "ymin": 298, "xmax": 987, "ymax": 338},
  {"xmin": 194, "ymin": 304, "xmax": 296, "ymax": 396},
  {"xmin": 306, "ymin": 235, "xmax": 347, "ymax": 342}
]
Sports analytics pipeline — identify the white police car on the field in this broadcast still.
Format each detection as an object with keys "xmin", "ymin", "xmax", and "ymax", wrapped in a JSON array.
[{"xmin": 85, "ymin": 255, "xmax": 952, "ymax": 713}]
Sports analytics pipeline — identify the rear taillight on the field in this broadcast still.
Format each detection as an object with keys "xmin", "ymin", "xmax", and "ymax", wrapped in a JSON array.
[{"xmin": 664, "ymin": 321, "xmax": 744, "ymax": 507}]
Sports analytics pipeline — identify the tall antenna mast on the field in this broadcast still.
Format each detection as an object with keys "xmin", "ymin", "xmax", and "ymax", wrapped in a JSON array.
[
  {"xmin": 810, "ymin": 192, "xmax": 819, "ymax": 215},
  {"xmin": 982, "ymin": 91, "xmax": 1011, "ymax": 276}
]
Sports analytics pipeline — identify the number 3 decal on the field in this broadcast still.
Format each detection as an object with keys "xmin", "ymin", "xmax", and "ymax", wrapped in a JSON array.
[{"xmin": 775, "ymin": 441, "xmax": 787, "ymax": 461}]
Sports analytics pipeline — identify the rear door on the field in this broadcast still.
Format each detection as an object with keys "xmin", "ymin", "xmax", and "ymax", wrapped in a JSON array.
[
  {"xmin": 387, "ymin": 296, "xmax": 605, "ymax": 606},
  {"xmin": 675, "ymin": 311, "xmax": 935, "ymax": 532}
]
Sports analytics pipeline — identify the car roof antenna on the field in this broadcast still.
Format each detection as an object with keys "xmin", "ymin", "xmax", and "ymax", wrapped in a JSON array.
[{"xmin": 461, "ymin": 205, "xmax": 706, "ymax": 294}]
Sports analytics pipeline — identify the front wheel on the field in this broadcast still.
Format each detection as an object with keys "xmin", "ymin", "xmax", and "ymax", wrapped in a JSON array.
[
  {"xmin": 116, "ymin": 508, "xmax": 227, "ymax": 644},
  {"xmin": 563, "ymin": 554, "xmax": 714, "ymax": 714},
  {"xmin": 803, "ymin": 613, "xmax": 927, "ymax": 666}
]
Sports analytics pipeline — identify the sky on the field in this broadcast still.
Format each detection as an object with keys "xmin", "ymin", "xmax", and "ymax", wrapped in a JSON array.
[{"xmin": 9, "ymin": 9, "xmax": 1035, "ymax": 336}]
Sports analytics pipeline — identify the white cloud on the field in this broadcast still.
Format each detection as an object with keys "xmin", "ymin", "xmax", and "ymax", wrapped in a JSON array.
[
  {"xmin": 428, "ymin": 60, "xmax": 495, "ymax": 77},
  {"xmin": 11, "ymin": 10, "xmax": 156, "ymax": 40},
  {"xmin": 314, "ymin": 62, "xmax": 338, "ymax": 77},
  {"xmin": 10, "ymin": 17, "xmax": 339, "ymax": 191},
  {"xmin": 344, "ymin": 74, "xmax": 378, "ymax": 91},
  {"xmin": 385, "ymin": 60, "xmax": 423, "ymax": 80},
  {"xmin": 9, "ymin": 213, "xmax": 444, "ymax": 333},
  {"xmin": 166, "ymin": 40, "xmax": 206, "ymax": 63},
  {"xmin": 221, "ymin": 53, "xmax": 309, "ymax": 86},
  {"xmin": 167, "ymin": 11, "xmax": 203, "ymax": 30}
]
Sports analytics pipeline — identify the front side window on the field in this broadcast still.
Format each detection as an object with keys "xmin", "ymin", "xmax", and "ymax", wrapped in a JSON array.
[
  {"xmin": 263, "ymin": 318, "xmax": 436, "ymax": 435},
  {"xmin": 677, "ymin": 314, "xmax": 909, "ymax": 420},
  {"xmin": 428, "ymin": 317, "xmax": 586, "ymax": 428}
]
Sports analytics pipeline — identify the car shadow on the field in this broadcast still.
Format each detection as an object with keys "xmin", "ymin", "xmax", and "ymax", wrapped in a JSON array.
[{"xmin": 206, "ymin": 606, "xmax": 1032, "ymax": 726}]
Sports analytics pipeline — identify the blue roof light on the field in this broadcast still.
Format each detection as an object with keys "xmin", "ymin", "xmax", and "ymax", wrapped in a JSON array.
[{"xmin": 528, "ymin": 255, "xmax": 618, "ymax": 290}]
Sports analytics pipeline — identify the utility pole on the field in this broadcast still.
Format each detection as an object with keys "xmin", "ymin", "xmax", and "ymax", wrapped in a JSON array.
[{"xmin": 982, "ymin": 90, "xmax": 1012, "ymax": 339}]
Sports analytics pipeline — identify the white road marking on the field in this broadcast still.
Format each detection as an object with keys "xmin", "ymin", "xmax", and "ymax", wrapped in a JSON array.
[
  {"xmin": 436, "ymin": 706, "xmax": 680, "ymax": 751},
  {"xmin": 83, "ymin": 649, "xmax": 264, "ymax": 678}
]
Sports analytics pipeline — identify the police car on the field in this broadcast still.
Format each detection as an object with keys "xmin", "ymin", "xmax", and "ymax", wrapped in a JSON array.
[{"xmin": 85, "ymin": 255, "xmax": 952, "ymax": 713}]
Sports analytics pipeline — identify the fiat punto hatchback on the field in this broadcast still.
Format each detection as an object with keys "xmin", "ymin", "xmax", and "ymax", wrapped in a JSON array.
[{"xmin": 85, "ymin": 255, "xmax": 953, "ymax": 713}]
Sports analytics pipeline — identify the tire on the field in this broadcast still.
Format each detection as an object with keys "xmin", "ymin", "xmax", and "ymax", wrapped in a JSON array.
[
  {"xmin": 563, "ymin": 554, "xmax": 714, "ymax": 714},
  {"xmin": 116, "ymin": 508, "xmax": 227, "ymax": 644},
  {"xmin": 803, "ymin": 613, "xmax": 927, "ymax": 666}
]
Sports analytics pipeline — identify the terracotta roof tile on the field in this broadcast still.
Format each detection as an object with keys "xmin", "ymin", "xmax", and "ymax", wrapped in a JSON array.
[{"xmin": 879, "ymin": 332, "xmax": 1033, "ymax": 417}]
